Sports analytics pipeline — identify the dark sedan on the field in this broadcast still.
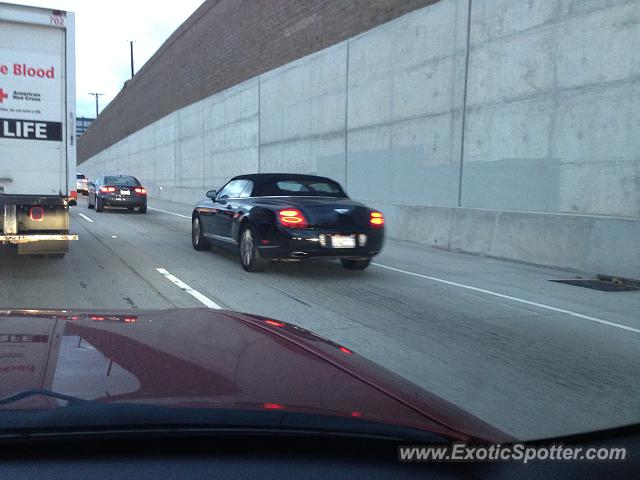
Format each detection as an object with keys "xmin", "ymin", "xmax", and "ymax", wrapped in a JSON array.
[
  {"xmin": 88, "ymin": 175, "xmax": 147, "ymax": 213},
  {"xmin": 191, "ymin": 173, "xmax": 384, "ymax": 271}
]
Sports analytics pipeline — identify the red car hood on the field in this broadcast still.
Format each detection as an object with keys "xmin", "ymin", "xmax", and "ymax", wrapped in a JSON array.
[{"xmin": 0, "ymin": 308, "xmax": 512, "ymax": 442}]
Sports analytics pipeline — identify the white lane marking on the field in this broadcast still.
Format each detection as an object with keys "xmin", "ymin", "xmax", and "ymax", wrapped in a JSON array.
[
  {"xmin": 78, "ymin": 213, "xmax": 94, "ymax": 223},
  {"xmin": 156, "ymin": 267, "xmax": 222, "ymax": 309},
  {"xmin": 148, "ymin": 207, "xmax": 191, "ymax": 219},
  {"xmin": 372, "ymin": 262, "xmax": 640, "ymax": 334}
]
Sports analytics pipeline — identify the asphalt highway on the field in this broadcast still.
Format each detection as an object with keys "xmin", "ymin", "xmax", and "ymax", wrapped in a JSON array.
[{"xmin": 1, "ymin": 195, "xmax": 639, "ymax": 440}]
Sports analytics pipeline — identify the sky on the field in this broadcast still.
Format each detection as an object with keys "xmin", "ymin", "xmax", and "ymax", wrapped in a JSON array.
[{"xmin": 9, "ymin": 0, "xmax": 205, "ymax": 118}]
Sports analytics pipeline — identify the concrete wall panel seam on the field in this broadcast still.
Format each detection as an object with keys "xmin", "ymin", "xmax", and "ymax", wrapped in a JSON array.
[{"xmin": 457, "ymin": 0, "xmax": 472, "ymax": 207}]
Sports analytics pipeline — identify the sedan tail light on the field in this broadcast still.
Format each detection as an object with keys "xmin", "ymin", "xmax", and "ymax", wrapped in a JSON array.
[
  {"xmin": 278, "ymin": 208, "xmax": 308, "ymax": 228},
  {"xmin": 100, "ymin": 186, "xmax": 116, "ymax": 193},
  {"xmin": 134, "ymin": 187, "xmax": 146, "ymax": 195},
  {"xmin": 369, "ymin": 211, "xmax": 384, "ymax": 227}
]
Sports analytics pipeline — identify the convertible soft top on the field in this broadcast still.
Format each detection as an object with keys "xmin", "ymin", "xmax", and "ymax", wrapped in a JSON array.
[{"xmin": 231, "ymin": 173, "xmax": 347, "ymax": 197}]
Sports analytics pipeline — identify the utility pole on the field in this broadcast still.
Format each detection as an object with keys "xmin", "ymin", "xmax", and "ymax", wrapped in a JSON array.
[
  {"xmin": 88, "ymin": 92, "xmax": 104, "ymax": 118},
  {"xmin": 128, "ymin": 40, "xmax": 135, "ymax": 78}
]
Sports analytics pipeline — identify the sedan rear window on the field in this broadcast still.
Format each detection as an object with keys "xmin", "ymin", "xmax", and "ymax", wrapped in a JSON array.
[
  {"xmin": 76, "ymin": 174, "xmax": 86, "ymax": 180},
  {"xmin": 104, "ymin": 176, "xmax": 140, "ymax": 187}
]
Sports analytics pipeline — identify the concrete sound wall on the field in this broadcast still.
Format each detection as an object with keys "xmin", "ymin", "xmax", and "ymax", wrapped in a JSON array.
[
  {"xmin": 79, "ymin": 0, "xmax": 640, "ymax": 278},
  {"xmin": 77, "ymin": 0, "xmax": 439, "ymax": 162}
]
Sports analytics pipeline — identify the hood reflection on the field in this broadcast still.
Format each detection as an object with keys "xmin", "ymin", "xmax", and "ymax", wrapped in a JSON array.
[
  {"xmin": 0, "ymin": 309, "xmax": 489, "ymax": 442},
  {"xmin": 62, "ymin": 322, "xmax": 238, "ymax": 402},
  {"xmin": 0, "ymin": 312, "xmax": 239, "ymax": 408}
]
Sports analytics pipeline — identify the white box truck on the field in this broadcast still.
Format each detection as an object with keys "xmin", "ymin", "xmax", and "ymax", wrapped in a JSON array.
[{"xmin": 0, "ymin": 2, "xmax": 77, "ymax": 257}]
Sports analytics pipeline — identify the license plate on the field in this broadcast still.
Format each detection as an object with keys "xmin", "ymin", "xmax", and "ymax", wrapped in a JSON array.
[
  {"xmin": 331, "ymin": 235, "xmax": 356, "ymax": 248},
  {"xmin": 120, "ymin": 189, "xmax": 130, "ymax": 195}
]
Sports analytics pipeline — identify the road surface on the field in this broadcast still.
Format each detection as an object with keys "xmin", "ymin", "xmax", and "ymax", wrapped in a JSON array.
[{"xmin": 1, "ymin": 196, "xmax": 639, "ymax": 440}]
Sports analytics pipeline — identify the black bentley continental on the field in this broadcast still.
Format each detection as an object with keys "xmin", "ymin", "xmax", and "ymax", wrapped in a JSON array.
[{"xmin": 191, "ymin": 173, "xmax": 384, "ymax": 272}]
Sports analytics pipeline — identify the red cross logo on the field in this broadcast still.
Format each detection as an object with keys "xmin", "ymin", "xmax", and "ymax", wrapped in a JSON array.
[{"xmin": 0, "ymin": 88, "xmax": 8, "ymax": 103}]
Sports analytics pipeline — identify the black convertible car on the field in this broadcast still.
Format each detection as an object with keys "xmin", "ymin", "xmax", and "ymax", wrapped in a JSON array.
[{"xmin": 191, "ymin": 174, "xmax": 384, "ymax": 271}]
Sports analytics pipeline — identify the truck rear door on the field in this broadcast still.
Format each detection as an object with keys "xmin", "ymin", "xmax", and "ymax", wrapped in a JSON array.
[{"xmin": 0, "ymin": 15, "xmax": 67, "ymax": 196}]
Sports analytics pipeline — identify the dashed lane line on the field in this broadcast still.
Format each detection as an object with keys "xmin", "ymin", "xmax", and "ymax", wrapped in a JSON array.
[{"xmin": 156, "ymin": 267, "xmax": 223, "ymax": 309}]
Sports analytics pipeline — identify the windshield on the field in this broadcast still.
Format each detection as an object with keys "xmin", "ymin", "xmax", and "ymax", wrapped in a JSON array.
[{"xmin": 2, "ymin": 0, "xmax": 639, "ymax": 455}]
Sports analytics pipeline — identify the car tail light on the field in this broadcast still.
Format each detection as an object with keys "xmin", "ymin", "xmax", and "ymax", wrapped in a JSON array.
[
  {"xmin": 69, "ymin": 190, "xmax": 78, "ymax": 200},
  {"xmin": 134, "ymin": 187, "xmax": 146, "ymax": 195},
  {"xmin": 278, "ymin": 209, "xmax": 308, "ymax": 228},
  {"xmin": 339, "ymin": 346, "xmax": 353, "ymax": 355},
  {"xmin": 263, "ymin": 403, "xmax": 284, "ymax": 410},
  {"xmin": 369, "ymin": 211, "xmax": 384, "ymax": 227},
  {"xmin": 100, "ymin": 186, "xmax": 116, "ymax": 193},
  {"xmin": 29, "ymin": 206, "xmax": 44, "ymax": 221}
]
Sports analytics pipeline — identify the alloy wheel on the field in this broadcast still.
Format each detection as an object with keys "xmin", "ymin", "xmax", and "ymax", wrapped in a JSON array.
[
  {"xmin": 192, "ymin": 218, "xmax": 201, "ymax": 246},
  {"xmin": 241, "ymin": 229, "xmax": 254, "ymax": 266}
]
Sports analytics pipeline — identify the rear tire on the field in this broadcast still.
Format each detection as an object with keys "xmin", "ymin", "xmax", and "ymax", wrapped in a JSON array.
[
  {"xmin": 239, "ymin": 226, "xmax": 268, "ymax": 272},
  {"xmin": 95, "ymin": 198, "xmax": 104, "ymax": 212},
  {"xmin": 88, "ymin": 196, "xmax": 94, "ymax": 209},
  {"xmin": 192, "ymin": 216, "xmax": 211, "ymax": 251},
  {"xmin": 138, "ymin": 205, "xmax": 147, "ymax": 214},
  {"xmin": 341, "ymin": 258, "xmax": 371, "ymax": 271}
]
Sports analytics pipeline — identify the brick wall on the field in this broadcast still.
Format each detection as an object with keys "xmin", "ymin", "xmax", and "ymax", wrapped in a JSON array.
[{"xmin": 78, "ymin": 0, "xmax": 440, "ymax": 163}]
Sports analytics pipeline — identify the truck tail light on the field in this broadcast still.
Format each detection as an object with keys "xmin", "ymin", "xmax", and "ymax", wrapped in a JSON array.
[
  {"xmin": 278, "ymin": 209, "xmax": 308, "ymax": 228},
  {"xmin": 100, "ymin": 186, "xmax": 116, "ymax": 193},
  {"xmin": 29, "ymin": 206, "xmax": 44, "ymax": 221},
  {"xmin": 369, "ymin": 211, "xmax": 384, "ymax": 227},
  {"xmin": 68, "ymin": 190, "xmax": 78, "ymax": 206},
  {"xmin": 134, "ymin": 187, "xmax": 146, "ymax": 195}
]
